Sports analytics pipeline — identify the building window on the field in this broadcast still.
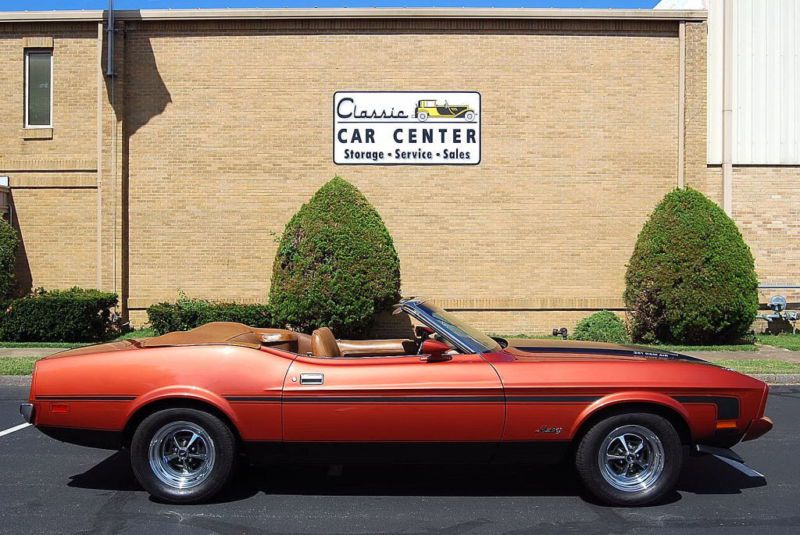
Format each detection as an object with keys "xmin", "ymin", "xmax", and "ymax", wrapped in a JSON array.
[{"xmin": 25, "ymin": 50, "xmax": 52, "ymax": 128}]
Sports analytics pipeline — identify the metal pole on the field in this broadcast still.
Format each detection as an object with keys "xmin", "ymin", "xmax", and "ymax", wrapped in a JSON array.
[
  {"xmin": 721, "ymin": 0, "xmax": 733, "ymax": 215},
  {"xmin": 105, "ymin": 0, "xmax": 114, "ymax": 77}
]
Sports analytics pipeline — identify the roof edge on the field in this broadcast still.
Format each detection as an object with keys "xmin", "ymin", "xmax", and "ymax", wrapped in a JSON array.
[{"xmin": 0, "ymin": 8, "xmax": 707, "ymax": 24}]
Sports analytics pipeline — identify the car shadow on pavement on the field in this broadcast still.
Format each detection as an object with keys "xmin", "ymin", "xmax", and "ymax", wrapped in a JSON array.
[
  {"xmin": 67, "ymin": 451, "xmax": 141, "ymax": 492},
  {"xmin": 678, "ymin": 454, "xmax": 767, "ymax": 495},
  {"xmin": 68, "ymin": 449, "xmax": 766, "ymax": 506}
]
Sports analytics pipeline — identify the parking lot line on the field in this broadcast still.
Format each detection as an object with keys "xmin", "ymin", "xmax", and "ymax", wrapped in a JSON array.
[{"xmin": 0, "ymin": 423, "xmax": 30, "ymax": 438}]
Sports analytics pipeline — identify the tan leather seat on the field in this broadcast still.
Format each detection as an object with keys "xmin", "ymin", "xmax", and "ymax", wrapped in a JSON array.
[{"xmin": 311, "ymin": 327, "xmax": 340, "ymax": 358}]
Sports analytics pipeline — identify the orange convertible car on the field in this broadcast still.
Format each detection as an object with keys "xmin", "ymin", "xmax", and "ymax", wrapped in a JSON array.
[{"xmin": 20, "ymin": 298, "xmax": 772, "ymax": 505}]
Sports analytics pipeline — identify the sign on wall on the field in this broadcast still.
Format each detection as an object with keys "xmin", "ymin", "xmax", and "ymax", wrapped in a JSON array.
[{"xmin": 333, "ymin": 91, "xmax": 481, "ymax": 165}]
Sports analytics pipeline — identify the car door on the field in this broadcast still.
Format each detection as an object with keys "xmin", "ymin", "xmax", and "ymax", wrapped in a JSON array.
[{"xmin": 282, "ymin": 352, "xmax": 504, "ymax": 462}]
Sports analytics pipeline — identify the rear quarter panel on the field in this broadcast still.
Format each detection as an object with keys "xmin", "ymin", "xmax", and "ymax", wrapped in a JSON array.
[
  {"xmin": 484, "ymin": 353, "xmax": 767, "ymax": 445},
  {"xmin": 31, "ymin": 345, "xmax": 294, "ymax": 441}
]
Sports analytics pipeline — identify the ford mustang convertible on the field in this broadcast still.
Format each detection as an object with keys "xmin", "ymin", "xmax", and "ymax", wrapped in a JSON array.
[{"xmin": 20, "ymin": 298, "xmax": 772, "ymax": 505}]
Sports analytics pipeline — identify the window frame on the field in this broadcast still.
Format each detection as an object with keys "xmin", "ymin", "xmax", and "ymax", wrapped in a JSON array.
[{"xmin": 24, "ymin": 49, "xmax": 53, "ymax": 129}]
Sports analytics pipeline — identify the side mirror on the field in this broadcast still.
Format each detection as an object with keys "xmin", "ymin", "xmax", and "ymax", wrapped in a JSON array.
[{"xmin": 419, "ymin": 339, "xmax": 452, "ymax": 362}]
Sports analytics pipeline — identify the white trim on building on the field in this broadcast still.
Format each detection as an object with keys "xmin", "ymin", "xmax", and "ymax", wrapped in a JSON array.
[{"xmin": 0, "ymin": 7, "xmax": 708, "ymax": 23}]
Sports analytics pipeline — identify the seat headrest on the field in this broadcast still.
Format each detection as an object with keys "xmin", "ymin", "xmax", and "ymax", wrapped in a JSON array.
[{"xmin": 311, "ymin": 327, "xmax": 340, "ymax": 358}]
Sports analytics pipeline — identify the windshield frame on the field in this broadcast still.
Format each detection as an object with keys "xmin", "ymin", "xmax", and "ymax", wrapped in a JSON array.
[{"xmin": 400, "ymin": 299, "xmax": 501, "ymax": 354}]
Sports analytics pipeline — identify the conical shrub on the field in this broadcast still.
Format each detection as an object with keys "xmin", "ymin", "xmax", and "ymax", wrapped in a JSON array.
[
  {"xmin": 269, "ymin": 177, "xmax": 401, "ymax": 338},
  {"xmin": 624, "ymin": 188, "xmax": 758, "ymax": 344}
]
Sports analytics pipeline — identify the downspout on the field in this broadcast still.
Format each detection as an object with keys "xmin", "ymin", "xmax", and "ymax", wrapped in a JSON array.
[
  {"xmin": 106, "ymin": 0, "xmax": 114, "ymax": 77},
  {"xmin": 96, "ymin": 22, "xmax": 103, "ymax": 289},
  {"xmin": 721, "ymin": 0, "xmax": 733, "ymax": 215},
  {"xmin": 105, "ymin": 0, "xmax": 118, "ymax": 298},
  {"xmin": 678, "ymin": 21, "xmax": 686, "ymax": 188}
]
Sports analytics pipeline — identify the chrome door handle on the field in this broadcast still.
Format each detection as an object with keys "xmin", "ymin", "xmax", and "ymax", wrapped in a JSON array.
[{"xmin": 300, "ymin": 373, "xmax": 324, "ymax": 385}]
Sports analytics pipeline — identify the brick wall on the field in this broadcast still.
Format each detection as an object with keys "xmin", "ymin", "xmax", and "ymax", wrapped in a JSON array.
[
  {"xmin": 732, "ymin": 166, "xmax": 800, "ymax": 305},
  {"xmin": 0, "ymin": 23, "xmax": 99, "ymax": 295},
  {"xmin": 2, "ymin": 17, "xmax": 697, "ymax": 334},
  {"xmin": 683, "ymin": 21, "xmax": 724, "ymax": 204},
  {"xmin": 121, "ymin": 18, "xmax": 681, "ymax": 331}
]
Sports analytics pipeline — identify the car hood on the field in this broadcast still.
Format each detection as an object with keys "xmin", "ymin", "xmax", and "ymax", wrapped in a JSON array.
[{"xmin": 504, "ymin": 338, "xmax": 709, "ymax": 364}]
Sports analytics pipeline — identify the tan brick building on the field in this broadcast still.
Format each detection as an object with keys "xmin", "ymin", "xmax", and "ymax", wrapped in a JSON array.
[{"xmin": 0, "ymin": 7, "xmax": 796, "ymax": 334}]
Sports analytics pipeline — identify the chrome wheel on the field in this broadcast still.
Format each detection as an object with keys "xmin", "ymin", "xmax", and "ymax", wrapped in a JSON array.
[
  {"xmin": 148, "ymin": 421, "xmax": 216, "ymax": 489},
  {"xmin": 598, "ymin": 424, "xmax": 665, "ymax": 492}
]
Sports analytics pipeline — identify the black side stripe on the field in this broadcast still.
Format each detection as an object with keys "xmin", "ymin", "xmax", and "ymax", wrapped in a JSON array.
[
  {"xmin": 673, "ymin": 396, "xmax": 739, "ymax": 419},
  {"xmin": 515, "ymin": 346, "xmax": 706, "ymax": 362},
  {"xmin": 226, "ymin": 395, "xmax": 598, "ymax": 404},
  {"xmin": 36, "ymin": 395, "xmax": 136, "ymax": 401},
  {"xmin": 284, "ymin": 396, "xmax": 506, "ymax": 403},
  {"xmin": 226, "ymin": 396, "xmax": 282, "ymax": 403},
  {"xmin": 507, "ymin": 396, "xmax": 601, "ymax": 403}
]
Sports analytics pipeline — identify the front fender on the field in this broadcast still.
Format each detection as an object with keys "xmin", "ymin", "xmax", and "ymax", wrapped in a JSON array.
[{"xmin": 570, "ymin": 391, "xmax": 693, "ymax": 440}]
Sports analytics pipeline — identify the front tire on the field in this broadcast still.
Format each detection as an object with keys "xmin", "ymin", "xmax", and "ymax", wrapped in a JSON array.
[
  {"xmin": 575, "ymin": 412, "xmax": 682, "ymax": 506},
  {"xmin": 130, "ymin": 408, "xmax": 237, "ymax": 504}
]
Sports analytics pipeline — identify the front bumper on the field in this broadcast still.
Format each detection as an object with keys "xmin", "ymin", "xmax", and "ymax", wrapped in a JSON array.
[
  {"xmin": 19, "ymin": 403, "xmax": 34, "ymax": 424},
  {"xmin": 743, "ymin": 416, "xmax": 773, "ymax": 441}
]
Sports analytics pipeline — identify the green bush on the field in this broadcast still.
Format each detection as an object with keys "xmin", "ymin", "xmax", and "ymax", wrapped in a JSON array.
[
  {"xmin": 269, "ymin": 176, "xmax": 401, "ymax": 338},
  {"xmin": 0, "ymin": 287, "xmax": 118, "ymax": 342},
  {"xmin": 571, "ymin": 311, "xmax": 629, "ymax": 344},
  {"xmin": 0, "ymin": 219, "xmax": 20, "ymax": 299},
  {"xmin": 624, "ymin": 188, "xmax": 758, "ymax": 344},
  {"xmin": 147, "ymin": 295, "xmax": 272, "ymax": 335}
]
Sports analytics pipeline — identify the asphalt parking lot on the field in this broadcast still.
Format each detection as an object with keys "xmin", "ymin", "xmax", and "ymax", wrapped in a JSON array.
[{"xmin": 0, "ymin": 382, "xmax": 798, "ymax": 535}]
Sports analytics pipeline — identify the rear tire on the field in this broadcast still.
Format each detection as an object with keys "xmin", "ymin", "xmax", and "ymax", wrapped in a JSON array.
[
  {"xmin": 130, "ymin": 408, "xmax": 237, "ymax": 504},
  {"xmin": 575, "ymin": 412, "xmax": 682, "ymax": 506}
]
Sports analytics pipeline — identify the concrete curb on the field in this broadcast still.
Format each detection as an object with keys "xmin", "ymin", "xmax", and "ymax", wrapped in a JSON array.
[
  {"xmin": 752, "ymin": 373, "xmax": 800, "ymax": 385},
  {"xmin": 0, "ymin": 376, "xmax": 32, "ymax": 386}
]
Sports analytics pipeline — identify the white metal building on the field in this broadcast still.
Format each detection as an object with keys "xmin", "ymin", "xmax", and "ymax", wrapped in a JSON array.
[{"xmin": 659, "ymin": 0, "xmax": 800, "ymax": 166}]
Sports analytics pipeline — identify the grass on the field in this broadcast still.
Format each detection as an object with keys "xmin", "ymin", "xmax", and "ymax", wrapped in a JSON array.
[
  {"xmin": 641, "ymin": 343, "xmax": 757, "ymax": 352},
  {"xmin": 714, "ymin": 359, "xmax": 800, "ymax": 374},
  {"xmin": 757, "ymin": 333, "xmax": 800, "ymax": 351},
  {"xmin": 0, "ymin": 328, "xmax": 156, "ymax": 348},
  {"xmin": 114, "ymin": 328, "xmax": 156, "ymax": 340},
  {"xmin": 0, "ymin": 341, "xmax": 87, "ymax": 349},
  {"xmin": 0, "ymin": 357, "xmax": 38, "ymax": 375}
]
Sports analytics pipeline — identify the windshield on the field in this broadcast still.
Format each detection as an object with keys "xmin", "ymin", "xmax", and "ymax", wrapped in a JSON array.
[{"xmin": 410, "ymin": 301, "xmax": 500, "ymax": 354}]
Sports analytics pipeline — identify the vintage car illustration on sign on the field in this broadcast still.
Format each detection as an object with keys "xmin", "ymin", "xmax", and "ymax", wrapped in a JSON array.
[
  {"xmin": 20, "ymin": 298, "xmax": 772, "ymax": 505},
  {"xmin": 415, "ymin": 100, "xmax": 477, "ymax": 122}
]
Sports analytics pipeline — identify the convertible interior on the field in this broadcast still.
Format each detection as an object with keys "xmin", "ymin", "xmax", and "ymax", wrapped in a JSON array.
[{"xmin": 137, "ymin": 321, "xmax": 436, "ymax": 358}]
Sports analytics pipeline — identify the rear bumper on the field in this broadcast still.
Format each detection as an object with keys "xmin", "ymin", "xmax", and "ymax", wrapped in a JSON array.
[
  {"xmin": 19, "ymin": 403, "xmax": 34, "ymax": 424},
  {"xmin": 743, "ymin": 416, "xmax": 773, "ymax": 441}
]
